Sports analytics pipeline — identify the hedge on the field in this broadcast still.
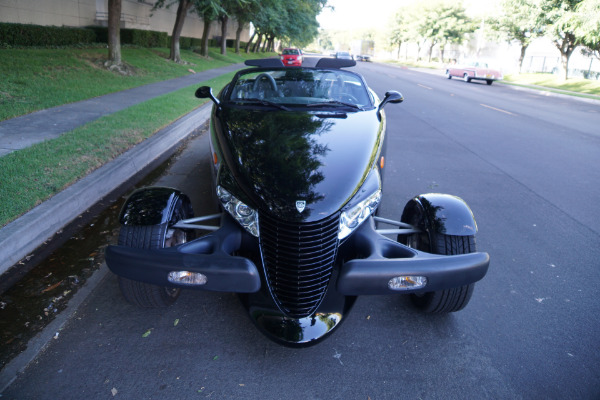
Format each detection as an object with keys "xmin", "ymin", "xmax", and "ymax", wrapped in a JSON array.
[
  {"xmin": 0, "ymin": 22, "xmax": 245, "ymax": 50},
  {"xmin": 0, "ymin": 23, "xmax": 95, "ymax": 47}
]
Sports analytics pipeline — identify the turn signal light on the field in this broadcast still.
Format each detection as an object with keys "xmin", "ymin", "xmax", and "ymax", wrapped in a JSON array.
[
  {"xmin": 388, "ymin": 276, "xmax": 427, "ymax": 291},
  {"xmin": 168, "ymin": 271, "xmax": 207, "ymax": 286}
]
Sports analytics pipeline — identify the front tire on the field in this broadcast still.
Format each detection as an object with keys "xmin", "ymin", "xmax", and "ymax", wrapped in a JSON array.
[
  {"xmin": 409, "ymin": 234, "xmax": 476, "ymax": 312},
  {"xmin": 400, "ymin": 222, "xmax": 476, "ymax": 313},
  {"xmin": 117, "ymin": 199, "xmax": 191, "ymax": 308}
]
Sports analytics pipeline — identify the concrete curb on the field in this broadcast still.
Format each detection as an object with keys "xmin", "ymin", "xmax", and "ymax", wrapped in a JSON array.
[{"xmin": 0, "ymin": 103, "xmax": 212, "ymax": 276}]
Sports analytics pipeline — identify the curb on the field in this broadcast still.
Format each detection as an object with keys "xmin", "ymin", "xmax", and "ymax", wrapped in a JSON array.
[{"xmin": 0, "ymin": 103, "xmax": 212, "ymax": 276}]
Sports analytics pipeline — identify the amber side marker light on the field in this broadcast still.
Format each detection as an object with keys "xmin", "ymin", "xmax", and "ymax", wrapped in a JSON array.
[
  {"xmin": 213, "ymin": 152, "xmax": 218, "ymax": 165},
  {"xmin": 380, "ymin": 156, "xmax": 385, "ymax": 169}
]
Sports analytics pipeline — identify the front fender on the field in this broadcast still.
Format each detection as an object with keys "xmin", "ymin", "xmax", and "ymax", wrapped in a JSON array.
[
  {"xmin": 119, "ymin": 187, "xmax": 193, "ymax": 226},
  {"xmin": 401, "ymin": 193, "xmax": 477, "ymax": 237}
]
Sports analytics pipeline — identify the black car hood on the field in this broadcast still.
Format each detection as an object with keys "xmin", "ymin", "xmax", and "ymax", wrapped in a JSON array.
[{"xmin": 217, "ymin": 107, "xmax": 383, "ymax": 222}]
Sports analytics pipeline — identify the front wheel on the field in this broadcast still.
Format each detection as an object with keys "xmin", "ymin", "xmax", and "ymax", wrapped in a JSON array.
[
  {"xmin": 446, "ymin": 70, "xmax": 452, "ymax": 79},
  {"xmin": 403, "ymin": 232, "xmax": 476, "ymax": 313},
  {"xmin": 117, "ymin": 198, "xmax": 192, "ymax": 307},
  {"xmin": 486, "ymin": 80, "xmax": 493, "ymax": 85}
]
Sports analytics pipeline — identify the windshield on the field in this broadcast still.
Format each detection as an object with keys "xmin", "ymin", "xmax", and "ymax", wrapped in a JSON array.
[
  {"xmin": 227, "ymin": 67, "xmax": 372, "ymax": 109},
  {"xmin": 282, "ymin": 49, "xmax": 300, "ymax": 55}
]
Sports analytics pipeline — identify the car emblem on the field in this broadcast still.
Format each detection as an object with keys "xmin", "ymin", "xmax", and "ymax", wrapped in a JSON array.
[{"xmin": 296, "ymin": 200, "xmax": 306, "ymax": 213}]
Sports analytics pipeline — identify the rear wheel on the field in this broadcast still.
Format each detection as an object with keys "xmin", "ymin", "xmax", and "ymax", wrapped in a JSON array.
[
  {"xmin": 486, "ymin": 79, "xmax": 493, "ymax": 85},
  {"xmin": 117, "ymin": 199, "xmax": 191, "ymax": 307},
  {"xmin": 463, "ymin": 73, "xmax": 471, "ymax": 83},
  {"xmin": 446, "ymin": 70, "xmax": 452, "ymax": 79}
]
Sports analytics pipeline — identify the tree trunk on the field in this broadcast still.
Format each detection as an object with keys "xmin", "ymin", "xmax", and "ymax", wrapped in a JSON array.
[
  {"xmin": 518, "ymin": 44, "xmax": 527, "ymax": 73},
  {"xmin": 245, "ymin": 30, "xmax": 256, "ymax": 53},
  {"xmin": 220, "ymin": 15, "xmax": 228, "ymax": 55},
  {"xmin": 170, "ymin": 0, "xmax": 191, "ymax": 63},
  {"xmin": 555, "ymin": 33, "xmax": 576, "ymax": 80},
  {"xmin": 235, "ymin": 22, "xmax": 244, "ymax": 54},
  {"xmin": 397, "ymin": 42, "xmax": 401, "ymax": 59},
  {"xmin": 107, "ymin": 0, "xmax": 122, "ymax": 66},
  {"xmin": 201, "ymin": 19, "xmax": 212, "ymax": 57},
  {"xmin": 253, "ymin": 33, "xmax": 263, "ymax": 53}
]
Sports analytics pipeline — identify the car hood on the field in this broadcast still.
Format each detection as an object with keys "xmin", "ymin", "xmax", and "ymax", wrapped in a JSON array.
[{"xmin": 217, "ymin": 107, "xmax": 383, "ymax": 222}]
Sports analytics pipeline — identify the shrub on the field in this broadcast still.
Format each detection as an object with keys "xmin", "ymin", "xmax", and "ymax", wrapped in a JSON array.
[{"xmin": 0, "ymin": 23, "xmax": 95, "ymax": 47}]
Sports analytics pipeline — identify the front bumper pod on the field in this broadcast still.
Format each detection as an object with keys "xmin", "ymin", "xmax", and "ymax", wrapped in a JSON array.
[
  {"xmin": 105, "ymin": 217, "xmax": 261, "ymax": 293},
  {"xmin": 106, "ymin": 216, "xmax": 489, "ymax": 296},
  {"xmin": 337, "ymin": 220, "xmax": 490, "ymax": 295}
]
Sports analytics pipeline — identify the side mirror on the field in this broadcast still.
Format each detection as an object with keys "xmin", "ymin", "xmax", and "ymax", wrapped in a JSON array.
[
  {"xmin": 377, "ymin": 91, "xmax": 403, "ymax": 120},
  {"xmin": 195, "ymin": 86, "xmax": 219, "ymax": 105},
  {"xmin": 378, "ymin": 91, "xmax": 403, "ymax": 109}
]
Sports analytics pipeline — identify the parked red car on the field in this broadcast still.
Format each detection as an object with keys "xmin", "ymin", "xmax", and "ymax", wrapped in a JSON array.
[
  {"xmin": 280, "ymin": 48, "xmax": 303, "ymax": 66},
  {"xmin": 446, "ymin": 60, "xmax": 503, "ymax": 85}
]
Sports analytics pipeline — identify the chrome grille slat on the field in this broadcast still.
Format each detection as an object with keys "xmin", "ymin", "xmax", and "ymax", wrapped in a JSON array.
[{"xmin": 259, "ymin": 213, "xmax": 340, "ymax": 319}]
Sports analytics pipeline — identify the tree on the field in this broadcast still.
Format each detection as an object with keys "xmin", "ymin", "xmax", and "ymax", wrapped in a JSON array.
[
  {"xmin": 106, "ymin": 0, "xmax": 122, "ymax": 67},
  {"xmin": 196, "ymin": 0, "xmax": 223, "ymax": 57},
  {"xmin": 574, "ymin": 0, "xmax": 600, "ymax": 61},
  {"xmin": 152, "ymin": 0, "xmax": 222, "ymax": 61},
  {"xmin": 152, "ymin": 0, "xmax": 191, "ymax": 63},
  {"xmin": 538, "ymin": 0, "xmax": 585, "ymax": 80},
  {"xmin": 396, "ymin": 1, "xmax": 472, "ymax": 63},
  {"xmin": 230, "ymin": 0, "xmax": 260, "ymax": 54},
  {"xmin": 492, "ymin": 0, "xmax": 543, "ymax": 72},
  {"xmin": 389, "ymin": 9, "xmax": 409, "ymax": 59}
]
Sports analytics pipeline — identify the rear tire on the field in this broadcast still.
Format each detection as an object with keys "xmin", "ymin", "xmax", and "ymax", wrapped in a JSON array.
[
  {"xmin": 486, "ymin": 80, "xmax": 493, "ymax": 85},
  {"xmin": 463, "ymin": 73, "xmax": 471, "ymax": 83},
  {"xmin": 117, "ymin": 199, "xmax": 191, "ymax": 308}
]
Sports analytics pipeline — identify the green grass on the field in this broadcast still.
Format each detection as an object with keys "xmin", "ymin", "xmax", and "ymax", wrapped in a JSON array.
[
  {"xmin": 0, "ymin": 46, "xmax": 271, "ymax": 121},
  {"xmin": 0, "ymin": 73, "xmax": 233, "ymax": 227},
  {"xmin": 503, "ymin": 73, "xmax": 600, "ymax": 97},
  {"xmin": 0, "ymin": 45, "xmax": 277, "ymax": 227}
]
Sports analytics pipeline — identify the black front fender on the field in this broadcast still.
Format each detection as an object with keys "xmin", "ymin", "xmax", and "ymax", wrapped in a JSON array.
[
  {"xmin": 119, "ymin": 187, "xmax": 193, "ymax": 226},
  {"xmin": 401, "ymin": 193, "xmax": 477, "ymax": 238}
]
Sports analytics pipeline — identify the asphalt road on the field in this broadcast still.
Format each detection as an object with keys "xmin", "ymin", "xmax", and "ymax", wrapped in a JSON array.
[{"xmin": 3, "ymin": 63, "xmax": 600, "ymax": 399}]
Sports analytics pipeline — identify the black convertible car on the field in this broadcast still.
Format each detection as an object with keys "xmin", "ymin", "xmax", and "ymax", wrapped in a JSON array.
[{"xmin": 106, "ymin": 58, "xmax": 490, "ymax": 346}]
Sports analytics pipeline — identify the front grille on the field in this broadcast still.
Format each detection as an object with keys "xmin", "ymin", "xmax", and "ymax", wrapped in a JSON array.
[{"xmin": 259, "ymin": 213, "xmax": 340, "ymax": 319}]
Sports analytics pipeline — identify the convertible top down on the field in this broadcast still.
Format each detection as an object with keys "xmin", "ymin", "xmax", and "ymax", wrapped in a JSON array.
[{"xmin": 106, "ymin": 58, "xmax": 490, "ymax": 346}]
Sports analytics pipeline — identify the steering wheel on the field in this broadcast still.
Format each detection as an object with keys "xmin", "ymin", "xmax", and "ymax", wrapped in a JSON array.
[{"xmin": 253, "ymin": 73, "xmax": 278, "ymax": 92}]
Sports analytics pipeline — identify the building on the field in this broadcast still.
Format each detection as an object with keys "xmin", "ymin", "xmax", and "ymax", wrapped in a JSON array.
[{"xmin": 0, "ymin": 0, "xmax": 249, "ymax": 43}]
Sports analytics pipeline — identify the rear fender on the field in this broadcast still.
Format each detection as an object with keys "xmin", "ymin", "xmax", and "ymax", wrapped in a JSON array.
[
  {"xmin": 401, "ymin": 193, "xmax": 477, "ymax": 239},
  {"xmin": 119, "ymin": 187, "xmax": 193, "ymax": 226}
]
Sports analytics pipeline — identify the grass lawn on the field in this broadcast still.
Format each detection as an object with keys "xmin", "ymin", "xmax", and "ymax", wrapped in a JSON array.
[
  {"xmin": 0, "ymin": 46, "xmax": 271, "ymax": 121},
  {"xmin": 503, "ymin": 73, "xmax": 600, "ymax": 97},
  {"xmin": 0, "ymin": 46, "xmax": 275, "ymax": 227}
]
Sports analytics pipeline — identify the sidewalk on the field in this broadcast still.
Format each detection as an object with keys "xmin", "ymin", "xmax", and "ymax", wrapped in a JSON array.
[
  {"xmin": 0, "ymin": 63, "xmax": 243, "ymax": 276},
  {"xmin": 0, "ymin": 63, "xmax": 242, "ymax": 157}
]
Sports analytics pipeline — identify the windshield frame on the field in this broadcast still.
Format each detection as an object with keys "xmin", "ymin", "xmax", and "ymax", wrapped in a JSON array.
[{"xmin": 223, "ymin": 66, "xmax": 376, "ymax": 111}]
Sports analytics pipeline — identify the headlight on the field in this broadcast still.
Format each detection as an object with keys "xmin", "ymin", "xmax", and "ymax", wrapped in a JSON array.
[
  {"xmin": 338, "ymin": 189, "xmax": 381, "ymax": 239},
  {"xmin": 217, "ymin": 186, "xmax": 259, "ymax": 237}
]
